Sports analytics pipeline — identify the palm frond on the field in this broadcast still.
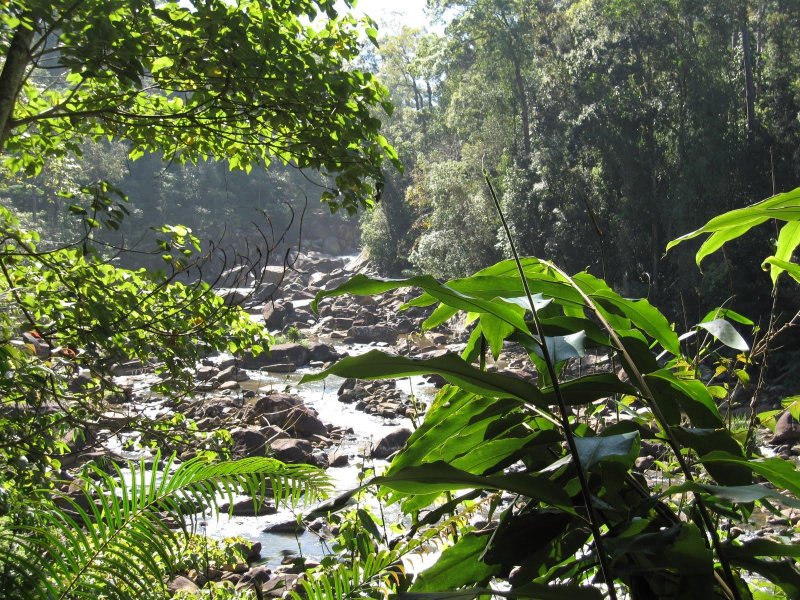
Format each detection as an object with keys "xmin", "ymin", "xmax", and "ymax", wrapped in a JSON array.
[{"xmin": 0, "ymin": 452, "xmax": 330, "ymax": 600}]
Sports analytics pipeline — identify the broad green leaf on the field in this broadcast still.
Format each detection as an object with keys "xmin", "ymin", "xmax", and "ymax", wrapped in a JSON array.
[
  {"xmin": 724, "ymin": 539, "xmax": 800, "ymax": 559},
  {"xmin": 701, "ymin": 452, "xmax": 800, "ymax": 497},
  {"xmin": 373, "ymin": 461, "xmax": 573, "ymax": 509},
  {"xmin": 762, "ymin": 256, "xmax": 800, "ymax": 284},
  {"xmin": 542, "ymin": 373, "xmax": 636, "ymax": 407},
  {"xmin": 662, "ymin": 481, "xmax": 800, "ymax": 508},
  {"xmin": 770, "ymin": 221, "xmax": 800, "ymax": 284},
  {"xmin": 573, "ymin": 272, "xmax": 681, "ymax": 355},
  {"xmin": 646, "ymin": 370, "xmax": 723, "ymax": 428},
  {"xmin": 574, "ymin": 431, "xmax": 640, "ymax": 470},
  {"xmin": 667, "ymin": 187, "xmax": 800, "ymax": 265},
  {"xmin": 301, "ymin": 350, "xmax": 545, "ymax": 407},
  {"xmin": 310, "ymin": 273, "xmax": 530, "ymax": 332},
  {"xmin": 697, "ymin": 318, "xmax": 750, "ymax": 351},
  {"xmin": 672, "ymin": 429, "xmax": 750, "ymax": 486},
  {"xmin": 150, "ymin": 56, "xmax": 174, "ymax": 73},
  {"xmin": 527, "ymin": 331, "xmax": 587, "ymax": 363},
  {"xmin": 700, "ymin": 308, "xmax": 754, "ymax": 326},
  {"xmin": 409, "ymin": 533, "xmax": 498, "ymax": 592}
]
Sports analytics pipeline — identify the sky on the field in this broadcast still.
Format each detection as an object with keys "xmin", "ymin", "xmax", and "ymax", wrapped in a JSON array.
[{"xmin": 339, "ymin": 0, "xmax": 438, "ymax": 32}]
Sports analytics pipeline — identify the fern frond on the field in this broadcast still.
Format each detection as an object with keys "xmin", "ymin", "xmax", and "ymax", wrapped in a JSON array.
[{"xmin": 0, "ymin": 451, "xmax": 330, "ymax": 600}]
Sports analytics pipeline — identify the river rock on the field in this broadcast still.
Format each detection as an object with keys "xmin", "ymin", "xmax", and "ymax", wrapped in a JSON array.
[
  {"xmin": 220, "ymin": 498, "xmax": 277, "ymax": 516},
  {"xmin": 216, "ymin": 365, "xmax": 249, "ymax": 383},
  {"xmin": 347, "ymin": 325, "xmax": 397, "ymax": 344},
  {"xmin": 235, "ymin": 566, "xmax": 273, "ymax": 591},
  {"xmin": 308, "ymin": 342, "xmax": 339, "ymax": 363},
  {"xmin": 231, "ymin": 427, "xmax": 269, "ymax": 458},
  {"xmin": 269, "ymin": 438, "xmax": 314, "ymax": 464},
  {"xmin": 167, "ymin": 575, "xmax": 200, "ymax": 595},
  {"xmin": 773, "ymin": 410, "xmax": 800, "ymax": 444},
  {"xmin": 243, "ymin": 392, "xmax": 302, "ymax": 425},
  {"xmin": 263, "ymin": 302, "xmax": 295, "ymax": 331},
  {"xmin": 262, "ymin": 519, "xmax": 306, "ymax": 533},
  {"xmin": 284, "ymin": 406, "xmax": 328, "ymax": 438},
  {"xmin": 372, "ymin": 428, "xmax": 412, "ymax": 459}
]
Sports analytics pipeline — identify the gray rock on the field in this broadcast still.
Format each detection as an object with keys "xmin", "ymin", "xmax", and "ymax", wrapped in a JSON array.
[
  {"xmin": 231, "ymin": 427, "xmax": 269, "ymax": 458},
  {"xmin": 167, "ymin": 575, "xmax": 200, "ymax": 595},
  {"xmin": 220, "ymin": 498, "xmax": 276, "ymax": 516},
  {"xmin": 347, "ymin": 326, "xmax": 397, "ymax": 344},
  {"xmin": 285, "ymin": 406, "xmax": 327, "ymax": 438},
  {"xmin": 372, "ymin": 428, "xmax": 412, "ymax": 459},
  {"xmin": 772, "ymin": 410, "xmax": 800, "ymax": 445},
  {"xmin": 235, "ymin": 566, "xmax": 273, "ymax": 591},
  {"xmin": 270, "ymin": 438, "xmax": 314, "ymax": 464},
  {"xmin": 262, "ymin": 519, "xmax": 306, "ymax": 533}
]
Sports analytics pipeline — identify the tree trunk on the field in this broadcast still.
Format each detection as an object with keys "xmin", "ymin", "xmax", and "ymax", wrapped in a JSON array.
[
  {"xmin": 0, "ymin": 22, "xmax": 35, "ymax": 148},
  {"xmin": 510, "ymin": 51, "xmax": 531, "ymax": 158},
  {"xmin": 741, "ymin": 20, "xmax": 756, "ymax": 140}
]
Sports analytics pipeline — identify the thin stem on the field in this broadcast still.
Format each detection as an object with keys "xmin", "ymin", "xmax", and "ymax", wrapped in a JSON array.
[{"xmin": 484, "ymin": 171, "xmax": 618, "ymax": 599}]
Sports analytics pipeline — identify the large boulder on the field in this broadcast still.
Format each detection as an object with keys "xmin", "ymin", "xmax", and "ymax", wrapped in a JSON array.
[
  {"xmin": 308, "ymin": 342, "xmax": 339, "ymax": 363},
  {"xmin": 238, "ymin": 343, "xmax": 310, "ymax": 369},
  {"xmin": 347, "ymin": 326, "xmax": 397, "ymax": 344},
  {"xmin": 269, "ymin": 438, "xmax": 314, "ymax": 464},
  {"xmin": 263, "ymin": 302, "xmax": 295, "ymax": 331},
  {"xmin": 773, "ymin": 410, "xmax": 800, "ymax": 444},
  {"xmin": 285, "ymin": 406, "xmax": 328, "ymax": 438},
  {"xmin": 242, "ymin": 392, "xmax": 302, "ymax": 426},
  {"xmin": 372, "ymin": 428, "xmax": 412, "ymax": 459},
  {"xmin": 231, "ymin": 427, "xmax": 269, "ymax": 458}
]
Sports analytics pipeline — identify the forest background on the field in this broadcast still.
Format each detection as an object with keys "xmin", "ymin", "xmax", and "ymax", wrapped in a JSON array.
[{"xmin": 5, "ymin": 0, "xmax": 799, "ymax": 338}]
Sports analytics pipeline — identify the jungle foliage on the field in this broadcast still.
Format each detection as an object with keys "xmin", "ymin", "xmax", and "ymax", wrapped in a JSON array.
[
  {"xmin": 304, "ymin": 184, "xmax": 800, "ymax": 599},
  {"xmin": 361, "ymin": 0, "xmax": 800, "ymax": 320}
]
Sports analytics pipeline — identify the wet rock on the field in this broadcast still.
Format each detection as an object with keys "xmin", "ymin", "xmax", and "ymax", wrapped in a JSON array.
[
  {"xmin": 242, "ymin": 392, "xmax": 302, "ymax": 425},
  {"xmin": 235, "ymin": 566, "xmax": 273, "ymax": 592},
  {"xmin": 167, "ymin": 575, "xmax": 200, "ymax": 595},
  {"xmin": 347, "ymin": 325, "xmax": 397, "ymax": 344},
  {"xmin": 269, "ymin": 438, "xmax": 314, "ymax": 464},
  {"xmin": 772, "ymin": 410, "xmax": 800, "ymax": 445},
  {"xmin": 196, "ymin": 365, "xmax": 219, "ymax": 381},
  {"xmin": 231, "ymin": 427, "xmax": 269, "ymax": 458},
  {"xmin": 261, "ymin": 574, "xmax": 301, "ymax": 597},
  {"xmin": 219, "ymin": 498, "xmax": 276, "ymax": 517},
  {"xmin": 216, "ymin": 365, "xmax": 249, "ymax": 383},
  {"xmin": 329, "ymin": 450, "xmax": 349, "ymax": 467},
  {"xmin": 372, "ymin": 428, "xmax": 412, "ymax": 459},
  {"xmin": 236, "ymin": 540, "xmax": 263, "ymax": 562},
  {"xmin": 263, "ymin": 519, "xmax": 306, "ymax": 534},
  {"xmin": 263, "ymin": 302, "xmax": 295, "ymax": 331},
  {"xmin": 218, "ymin": 380, "xmax": 240, "ymax": 391},
  {"xmin": 285, "ymin": 406, "xmax": 328, "ymax": 438},
  {"xmin": 262, "ymin": 363, "xmax": 297, "ymax": 373},
  {"xmin": 308, "ymin": 342, "xmax": 339, "ymax": 363}
]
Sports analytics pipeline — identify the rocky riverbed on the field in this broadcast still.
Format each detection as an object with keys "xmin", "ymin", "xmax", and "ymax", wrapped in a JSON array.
[{"xmin": 53, "ymin": 249, "xmax": 800, "ymax": 595}]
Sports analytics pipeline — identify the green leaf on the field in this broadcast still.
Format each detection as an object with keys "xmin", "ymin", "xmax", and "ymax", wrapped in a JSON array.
[
  {"xmin": 667, "ymin": 187, "xmax": 800, "ymax": 265},
  {"xmin": 409, "ymin": 533, "xmax": 498, "ymax": 592},
  {"xmin": 697, "ymin": 319, "xmax": 750, "ymax": 351},
  {"xmin": 150, "ymin": 56, "xmax": 174, "ymax": 73},
  {"xmin": 541, "ymin": 374, "xmax": 636, "ymax": 407},
  {"xmin": 373, "ymin": 461, "xmax": 573, "ymax": 509},
  {"xmin": 770, "ymin": 221, "xmax": 800, "ymax": 284},
  {"xmin": 672, "ymin": 429, "xmax": 750, "ymax": 486},
  {"xmin": 311, "ymin": 274, "xmax": 530, "ymax": 333},
  {"xmin": 573, "ymin": 272, "xmax": 681, "ymax": 355},
  {"xmin": 700, "ymin": 452, "xmax": 800, "ymax": 496},
  {"xmin": 574, "ymin": 431, "xmax": 640, "ymax": 470},
  {"xmin": 762, "ymin": 256, "xmax": 800, "ymax": 284},
  {"xmin": 300, "ymin": 350, "xmax": 545, "ymax": 407},
  {"xmin": 661, "ymin": 481, "xmax": 800, "ymax": 508},
  {"xmin": 646, "ymin": 370, "xmax": 723, "ymax": 428}
]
